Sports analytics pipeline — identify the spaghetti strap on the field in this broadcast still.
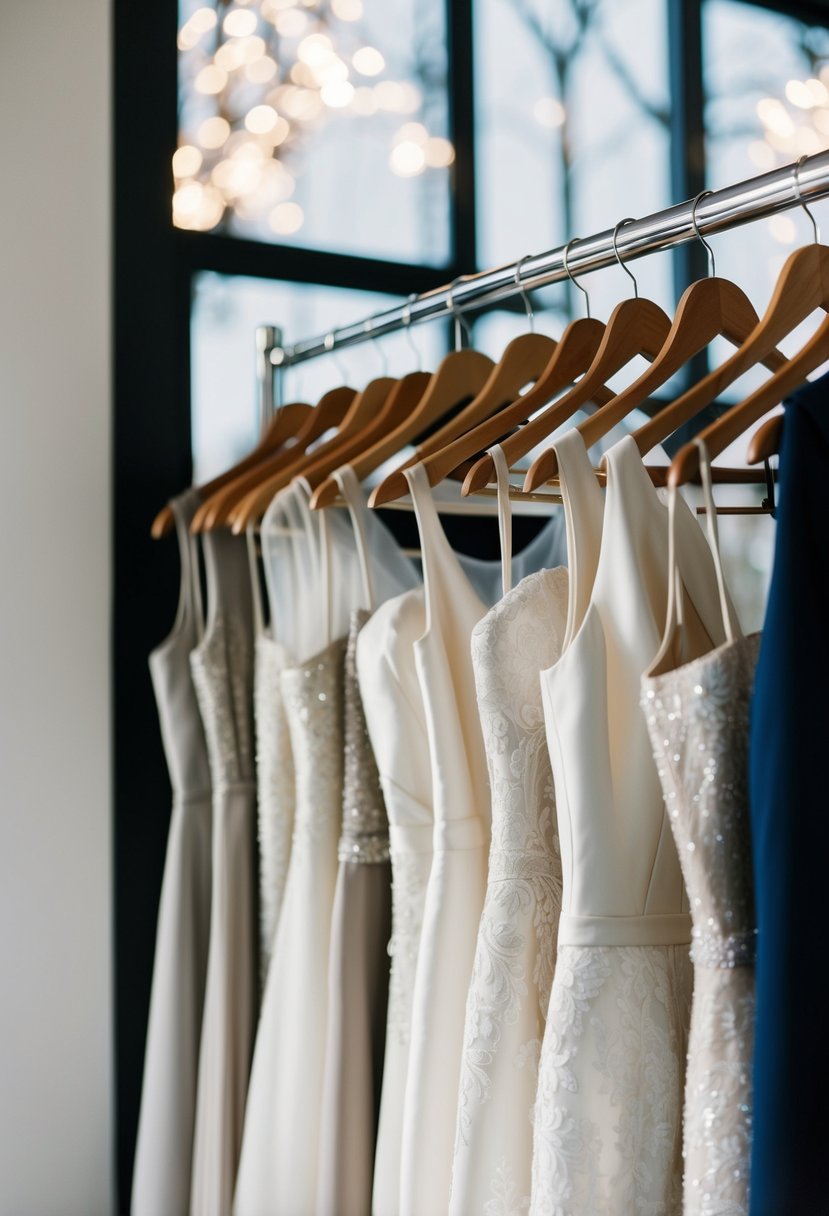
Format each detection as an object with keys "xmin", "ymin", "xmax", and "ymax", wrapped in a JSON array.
[
  {"xmin": 245, "ymin": 525, "xmax": 266, "ymax": 640},
  {"xmin": 694, "ymin": 438, "xmax": 743, "ymax": 644},
  {"xmin": 334, "ymin": 464, "xmax": 376, "ymax": 612},
  {"xmin": 170, "ymin": 491, "xmax": 205, "ymax": 642},
  {"xmin": 550, "ymin": 429, "xmax": 604, "ymax": 651},
  {"xmin": 489, "ymin": 444, "xmax": 513, "ymax": 598}
]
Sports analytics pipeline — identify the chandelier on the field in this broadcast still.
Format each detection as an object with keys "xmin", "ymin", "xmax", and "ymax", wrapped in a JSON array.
[{"xmin": 174, "ymin": 0, "xmax": 455, "ymax": 235}]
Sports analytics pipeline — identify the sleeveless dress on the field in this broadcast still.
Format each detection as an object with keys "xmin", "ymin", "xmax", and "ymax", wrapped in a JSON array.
[
  {"xmin": 444, "ymin": 452, "xmax": 568, "ymax": 1216},
  {"xmin": 531, "ymin": 432, "xmax": 728, "ymax": 1216},
  {"xmin": 400, "ymin": 462, "xmax": 567, "ymax": 1216},
  {"xmin": 450, "ymin": 447, "xmax": 569, "ymax": 1216},
  {"xmin": 189, "ymin": 530, "xmax": 257, "ymax": 1216},
  {"xmin": 357, "ymin": 585, "xmax": 432, "ymax": 1216},
  {"xmin": 317, "ymin": 467, "xmax": 417, "ymax": 1216},
  {"xmin": 249, "ymin": 526, "xmax": 295, "ymax": 989},
  {"xmin": 642, "ymin": 449, "xmax": 759, "ymax": 1216},
  {"xmin": 132, "ymin": 490, "xmax": 212, "ymax": 1216}
]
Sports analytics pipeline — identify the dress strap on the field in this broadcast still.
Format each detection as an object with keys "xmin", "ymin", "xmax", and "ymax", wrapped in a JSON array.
[
  {"xmin": 489, "ymin": 444, "xmax": 513, "ymax": 597},
  {"xmin": 694, "ymin": 438, "xmax": 743, "ymax": 644},
  {"xmin": 334, "ymin": 464, "xmax": 376, "ymax": 612},
  {"xmin": 553, "ymin": 429, "xmax": 604, "ymax": 650},
  {"xmin": 245, "ymin": 524, "xmax": 266, "ymax": 639},
  {"xmin": 403, "ymin": 462, "xmax": 444, "ymax": 630},
  {"xmin": 169, "ymin": 492, "xmax": 205, "ymax": 641}
]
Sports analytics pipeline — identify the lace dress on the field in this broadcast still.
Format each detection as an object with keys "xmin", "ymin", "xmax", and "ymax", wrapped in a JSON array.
[
  {"xmin": 450, "ymin": 448, "xmax": 568, "ymax": 1216},
  {"xmin": 642, "ymin": 636, "xmax": 759, "ymax": 1215},
  {"xmin": 132, "ymin": 490, "xmax": 212, "ymax": 1216},
  {"xmin": 189, "ymin": 531, "xmax": 257, "ymax": 1216},
  {"xmin": 317, "ymin": 608, "xmax": 392, "ymax": 1216},
  {"xmin": 531, "ymin": 432, "xmax": 729, "ymax": 1216}
]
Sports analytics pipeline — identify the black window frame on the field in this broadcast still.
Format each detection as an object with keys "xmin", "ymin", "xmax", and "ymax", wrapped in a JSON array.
[{"xmin": 113, "ymin": 0, "xmax": 829, "ymax": 1207}]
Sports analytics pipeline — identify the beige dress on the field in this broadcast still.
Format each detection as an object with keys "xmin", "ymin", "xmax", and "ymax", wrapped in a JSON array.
[
  {"xmin": 132, "ymin": 490, "xmax": 212, "ymax": 1216},
  {"xmin": 189, "ymin": 530, "xmax": 257, "ymax": 1216},
  {"xmin": 317, "ymin": 609, "xmax": 392, "ymax": 1216}
]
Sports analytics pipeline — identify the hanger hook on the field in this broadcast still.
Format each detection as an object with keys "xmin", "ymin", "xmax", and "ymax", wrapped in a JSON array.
[
  {"xmin": 323, "ymin": 330, "xmax": 348, "ymax": 382},
  {"xmin": 794, "ymin": 155, "xmax": 820, "ymax": 244},
  {"xmin": 447, "ymin": 276, "xmax": 471, "ymax": 351},
  {"xmin": 562, "ymin": 237, "xmax": 591, "ymax": 318},
  {"xmin": 611, "ymin": 217, "xmax": 639, "ymax": 299},
  {"xmin": 401, "ymin": 292, "xmax": 423, "ymax": 370},
  {"xmin": 690, "ymin": 190, "xmax": 716, "ymax": 278},
  {"xmin": 363, "ymin": 317, "xmax": 388, "ymax": 376},
  {"xmin": 514, "ymin": 254, "xmax": 535, "ymax": 332}
]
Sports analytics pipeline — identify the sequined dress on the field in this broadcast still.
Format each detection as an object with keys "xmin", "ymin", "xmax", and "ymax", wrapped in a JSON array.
[
  {"xmin": 643, "ymin": 635, "xmax": 760, "ymax": 1215},
  {"xmin": 317, "ymin": 608, "xmax": 392, "ymax": 1216},
  {"xmin": 189, "ymin": 530, "xmax": 257, "ymax": 1216}
]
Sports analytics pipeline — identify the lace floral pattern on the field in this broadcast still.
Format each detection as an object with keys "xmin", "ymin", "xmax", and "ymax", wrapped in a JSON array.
[
  {"xmin": 451, "ymin": 570, "xmax": 568, "ymax": 1215},
  {"xmin": 531, "ymin": 944, "xmax": 692, "ymax": 1216},
  {"xmin": 642, "ymin": 635, "xmax": 760, "ymax": 1215},
  {"xmin": 339, "ymin": 611, "xmax": 391, "ymax": 864}
]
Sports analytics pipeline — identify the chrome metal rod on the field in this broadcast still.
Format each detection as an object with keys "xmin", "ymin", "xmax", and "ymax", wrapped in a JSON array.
[{"xmin": 267, "ymin": 151, "xmax": 829, "ymax": 370}]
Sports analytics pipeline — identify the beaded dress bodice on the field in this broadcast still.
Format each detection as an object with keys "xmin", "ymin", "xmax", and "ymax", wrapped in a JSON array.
[
  {"xmin": 339, "ymin": 610, "xmax": 390, "ymax": 866},
  {"xmin": 642, "ymin": 634, "xmax": 760, "ymax": 1215}
]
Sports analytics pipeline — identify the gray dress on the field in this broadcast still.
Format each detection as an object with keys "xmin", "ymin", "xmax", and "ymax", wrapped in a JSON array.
[
  {"xmin": 132, "ymin": 490, "xmax": 212, "ymax": 1216},
  {"xmin": 317, "ymin": 609, "xmax": 392, "ymax": 1216},
  {"xmin": 189, "ymin": 530, "xmax": 257, "ymax": 1216},
  {"xmin": 642, "ymin": 634, "xmax": 760, "ymax": 1216}
]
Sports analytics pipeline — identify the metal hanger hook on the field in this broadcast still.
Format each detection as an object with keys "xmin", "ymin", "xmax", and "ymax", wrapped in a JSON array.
[
  {"xmin": 447, "ymin": 276, "xmax": 471, "ymax": 351},
  {"xmin": 690, "ymin": 190, "xmax": 716, "ymax": 278},
  {"xmin": 794, "ymin": 155, "xmax": 820, "ymax": 244},
  {"xmin": 363, "ymin": 317, "xmax": 388, "ymax": 376},
  {"xmin": 514, "ymin": 254, "xmax": 535, "ymax": 331},
  {"xmin": 611, "ymin": 217, "xmax": 639, "ymax": 299},
  {"xmin": 324, "ymin": 330, "xmax": 348, "ymax": 382},
  {"xmin": 562, "ymin": 237, "xmax": 591, "ymax": 318},
  {"xmin": 401, "ymin": 293, "xmax": 423, "ymax": 371}
]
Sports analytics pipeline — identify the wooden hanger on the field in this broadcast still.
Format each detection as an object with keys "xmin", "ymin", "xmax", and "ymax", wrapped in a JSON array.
[
  {"xmin": 151, "ymin": 401, "xmax": 312, "ymax": 538},
  {"xmin": 367, "ymin": 330, "xmax": 557, "ymax": 506},
  {"xmin": 229, "ymin": 373, "xmax": 399, "ymax": 532},
  {"xmin": 463, "ymin": 222, "xmax": 665, "ymax": 494},
  {"xmin": 667, "ymin": 173, "xmax": 829, "ymax": 485},
  {"xmin": 528, "ymin": 192, "xmax": 791, "ymax": 486},
  {"xmin": 745, "ymin": 412, "xmax": 783, "ymax": 464},
  {"xmin": 191, "ymin": 385, "xmax": 356, "ymax": 532}
]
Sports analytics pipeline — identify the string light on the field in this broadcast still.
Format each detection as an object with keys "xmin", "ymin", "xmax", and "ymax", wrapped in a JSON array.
[{"xmin": 176, "ymin": 0, "xmax": 452, "ymax": 236}]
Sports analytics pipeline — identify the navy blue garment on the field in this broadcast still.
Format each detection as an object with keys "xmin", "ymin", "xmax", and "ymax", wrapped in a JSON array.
[{"xmin": 749, "ymin": 372, "xmax": 829, "ymax": 1215}]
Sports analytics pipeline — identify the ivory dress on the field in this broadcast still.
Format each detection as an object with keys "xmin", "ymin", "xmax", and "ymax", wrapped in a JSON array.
[
  {"xmin": 401, "ymin": 462, "xmax": 567, "ymax": 1216},
  {"xmin": 132, "ymin": 490, "xmax": 212, "ymax": 1216},
  {"xmin": 450, "ymin": 448, "xmax": 568, "ymax": 1216},
  {"xmin": 642, "ymin": 457, "xmax": 759, "ymax": 1216},
  {"xmin": 531, "ymin": 432, "xmax": 728, "ymax": 1216},
  {"xmin": 189, "ymin": 530, "xmax": 257, "ymax": 1216}
]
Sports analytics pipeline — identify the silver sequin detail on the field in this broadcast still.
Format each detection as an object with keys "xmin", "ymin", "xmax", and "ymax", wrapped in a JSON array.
[
  {"xmin": 642, "ymin": 633, "xmax": 761, "ymax": 1216},
  {"xmin": 338, "ymin": 610, "xmax": 390, "ymax": 865},
  {"xmin": 190, "ymin": 611, "xmax": 255, "ymax": 789}
]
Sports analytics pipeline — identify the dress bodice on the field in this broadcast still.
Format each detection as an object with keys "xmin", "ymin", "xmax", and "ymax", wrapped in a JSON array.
[
  {"xmin": 148, "ymin": 489, "xmax": 211, "ymax": 804},
  {"xmin": 339, "ymin": 608, "xmax": 390, "ymax": 865},
  {"xmin": 189, "ymin": 531, "xmax": 255, "ymax": 790},
  {"xmin": 542, "ymin": 433, "xmax": 728, "ymax": 945},
  {"xmin": 642, "ymin": 635, "xmax": 760, "ymax": 969}
]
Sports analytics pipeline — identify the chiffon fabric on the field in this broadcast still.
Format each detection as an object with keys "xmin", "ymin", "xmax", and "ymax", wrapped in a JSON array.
[
  {"xmin": 132, "ymin": 490, "xmax": 212, "ymax": 1216},
  {"xmin": 189, "ymin": 530, "xmax": 257, "ymax": 1216},
  {"xmin": 450, "ymin": 447, "xmax": 568, "ymax": 1216},
  {"xmin": 400, "ymin": 462, "xmax": 566, "ymax": 1216},
  {"xmin": 531, "ymin": 431, "xmax": 728, "ymax": 1216}
]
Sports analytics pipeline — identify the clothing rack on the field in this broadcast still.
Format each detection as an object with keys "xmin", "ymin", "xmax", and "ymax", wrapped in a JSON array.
[{"xmin": 256, "ymin": 150, "xmax": 829, "ymax": 425}]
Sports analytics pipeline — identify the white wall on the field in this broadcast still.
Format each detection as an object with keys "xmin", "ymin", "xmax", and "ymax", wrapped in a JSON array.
[{"xmin": 0, "ymin": 2, "xmax": 113, "ymax": 1214}]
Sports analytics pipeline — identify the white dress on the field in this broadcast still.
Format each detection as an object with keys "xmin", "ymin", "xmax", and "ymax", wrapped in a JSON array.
[
  {"xmin": 450, "ymin": 449, "xmax": 569, "ymax": 1216},
  {"xmin": 531, "ymin": 432, "xmax": 728, "ymax": 1216},
  {"xmin": 189, "ymin": 530, "xmax": 257, "ymax": 1216},
  {"xmin": 400, "ymin": 463, "xmax": 567, "ymax": 1216},
  {"xmin": 132, "ymin": 490, "xmax": 212, "ymax": 1216}
]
